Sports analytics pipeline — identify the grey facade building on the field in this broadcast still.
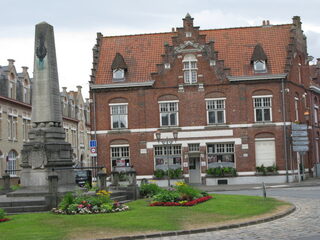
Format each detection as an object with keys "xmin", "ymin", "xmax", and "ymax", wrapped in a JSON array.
[{"xmin": 0, "ymin": 59, "xmax": 91, "ymax": 178}]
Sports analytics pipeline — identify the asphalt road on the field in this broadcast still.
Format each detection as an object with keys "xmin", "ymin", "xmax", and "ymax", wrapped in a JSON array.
[{"xmin": 146, "ymin": 186, "xmax": 320, "ymax": 240}]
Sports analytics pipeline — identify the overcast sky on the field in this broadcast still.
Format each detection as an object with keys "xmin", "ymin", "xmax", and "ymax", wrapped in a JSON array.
[{"xmin": 1, "ymin": 0, "xmax": 319, "ymax": 98}]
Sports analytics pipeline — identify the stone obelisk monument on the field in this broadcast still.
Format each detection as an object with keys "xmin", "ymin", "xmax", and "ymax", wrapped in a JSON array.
[{"xmin": 20, "ymin": 22, "xmax": 75, "ymax": 188}]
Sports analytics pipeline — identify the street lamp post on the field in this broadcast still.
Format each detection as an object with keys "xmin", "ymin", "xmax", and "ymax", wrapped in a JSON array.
[{"xmin": 155, "ymin": 130, "xmax": 178, "ymax": 187}]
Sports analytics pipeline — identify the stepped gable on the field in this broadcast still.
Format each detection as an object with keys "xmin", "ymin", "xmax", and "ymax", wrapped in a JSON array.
[{"xmin": 95, "ymin": 16, "xmax": 292, "ymax": 85}]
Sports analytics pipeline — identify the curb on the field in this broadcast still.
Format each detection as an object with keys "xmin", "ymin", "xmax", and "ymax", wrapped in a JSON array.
[{"xmin": 97, "ymin": 204, "xmax": 296, "ymax": 240}]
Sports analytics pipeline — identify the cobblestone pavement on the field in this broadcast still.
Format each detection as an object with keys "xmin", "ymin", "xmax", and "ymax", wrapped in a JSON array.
[{"xmin": 146, "ymin": 187, "xmax": 320, "ymax": 240}]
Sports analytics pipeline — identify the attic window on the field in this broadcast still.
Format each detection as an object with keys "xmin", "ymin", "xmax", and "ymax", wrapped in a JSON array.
[
  {"xmin": 254, "ymin": 60, "xmax": 267, "ymax": 73},
  {"xmin": 111, "ymin": 53, "xmax": 127, "ymax": 81},
  {"xmin": 113, "ymin": 69, "xmax": 125, "ymax": 80},
  {"xmin": 186, "ymin": 32, "xmax": 192, "ymax": 37},
  {"xmin": 251, "ymin": 44, "xmax": 268, "ymax": 73}
]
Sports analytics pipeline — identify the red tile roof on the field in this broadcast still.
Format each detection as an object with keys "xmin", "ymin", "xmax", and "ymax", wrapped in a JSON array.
[{"xmin": 95, "ymin": 24, "xmax": 292, "ymax": 85}]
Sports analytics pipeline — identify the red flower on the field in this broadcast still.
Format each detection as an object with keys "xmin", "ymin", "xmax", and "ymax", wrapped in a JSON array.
[
  {"xmin": 150, "ymin": 195, "xmax": 213, "ymax": 207},
  {"xmin": 82, "ymin": 201, "xmax": 87, "ymax": 204},
  {"xmin": 0, "ymin": 218, "xmax": 10, "ymax": 222},
  {"xmin": 78, "ymin": 204, "xmax": 84, "ymax": 208}
]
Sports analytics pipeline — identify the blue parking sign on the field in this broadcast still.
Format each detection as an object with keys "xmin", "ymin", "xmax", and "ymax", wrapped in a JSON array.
[{"xmin": 90, "ymin": 140, "xmax": 97, "ymax": 148}]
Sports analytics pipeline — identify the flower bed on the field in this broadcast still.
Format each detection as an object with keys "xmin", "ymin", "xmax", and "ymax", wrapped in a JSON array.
[
  {"xmin": 0, "ymin": 208, "xmax": 9, "ymax": 223},
  {"xmin": 0, "ymin": 218, "xmax": 10, "ymax": 223},
  {"xmin": 143, "ymin": 181, "xmax": 213, "ymax": 207},
  {"xmin": 150, "ymin": 195, "xmax": 212, "ymax": 207},
  {"xmin": 52, "ymin": 190, "xmax": 129, "ymax": 215}
]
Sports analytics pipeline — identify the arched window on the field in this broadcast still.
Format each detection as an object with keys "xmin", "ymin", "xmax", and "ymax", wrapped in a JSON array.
[
  {"xmin": 7, "ymin": 150, "xmax": 18, "ymax": 176},
  {"xmin": 8, "ymin": 73, "xmax": 15, "ymax": 98},
  {"xmin": 183, "ymin": 54, "xmax": 197, "ymax": 84},
  {"xmin": 23, "ymin": 79, "xmax": 30, "ymax": 103}
]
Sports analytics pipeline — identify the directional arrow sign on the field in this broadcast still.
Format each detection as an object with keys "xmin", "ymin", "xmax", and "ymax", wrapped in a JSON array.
[
  {"xmin": 292, "ymin": 141, "xmax": 309, "ymax": 145},
  {"xmin": 292, "ymin": 123, "xmax": 308, "ymax": 130},
  {"xmin": 292, "ymin": 137, "xmax": 309, "ymax": 141},
  {"xmin": 293, "ymin": 145, "xmax": 309, "ymax": 152},
  {"xmin": 291, "ymin": 131, "xmax": 308, "ymax": 137}
]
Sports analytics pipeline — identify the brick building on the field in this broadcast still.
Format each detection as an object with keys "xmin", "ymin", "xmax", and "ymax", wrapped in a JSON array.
[
  {"xmin": 0, "ymin": 59, "xmax": 91, "ymax": 179},
  {"xmin": 89, "ymin": 14, "xmax": 320, "ymax": 184}
]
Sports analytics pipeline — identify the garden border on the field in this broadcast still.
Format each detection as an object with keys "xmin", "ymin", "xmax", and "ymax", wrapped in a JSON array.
[{"xmin": 97, "ymin": 204, "xmax": 296, "ymax": 240}]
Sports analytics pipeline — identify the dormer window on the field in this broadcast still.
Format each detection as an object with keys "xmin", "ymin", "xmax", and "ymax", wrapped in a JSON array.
[
  {"xmin": 183, "ymin": 54, "xmax": 197, "ymax": 84},
  {"xmin": 111, "ymin": 52, "xmax": 127, "ymax": 82},
  {"xmin": 251, "ymin": 44, "xmax": 268, "ymax": 74},
  {"xmin": 113, "ymin": 69, "xmax": 125, "ymax": 80},
  {"xmin": 186, "ymin": 32, "xmax": 192, "ymax": 37},
  {"xmin": 254, "ymin": 60, "xmax": 267, "ymax": 73}
]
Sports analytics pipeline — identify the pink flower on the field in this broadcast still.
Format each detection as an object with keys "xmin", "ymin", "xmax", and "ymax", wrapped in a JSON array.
[{"xmin": 78, "ymin": 204, "xmax": 84, "ymax": 208}]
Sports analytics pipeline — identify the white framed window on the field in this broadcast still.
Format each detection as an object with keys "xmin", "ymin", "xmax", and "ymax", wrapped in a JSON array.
[
  {"xmin": 154, "ymin": 145, "xmax": 182, "ymax": 170},
  {"xmin": 294, "ymin": 97, "xmax": 299, "ymax": 122},
  {"xmin": 183, "ymin": 54, "xmax": 197, "ymax": 84},
  {"xmin": 7, "ymin": 150, "xmax": 18, "ymax": 176},
  {"xmin": 159, "ymin": 101, "xmax": 178, "ymax": 127},
  {"xmin": 7, "ymin": 109, "xmax": 17, "ymax": 140},
  {"xmin": 207, "ymin": 143, "xmax": 235, "ymax": 168},
  {"xmin": 253, "ymin": 96, "xmax": 272, "ymax": 122},
  {"xmin": 110, "ymin": 103, "xmax": 128, "ymax": 129},
  {"xmin": 314, "ymin": 106, "xmax": 319, "ymax": 125},
  {"xmin": 22, "ymin": 118, "xmax": 31, "ymax": 142},
  {"xmin": 111, "ymin": 146, "xmax": 130, "ymax": 167},
  {"xmin": 254, "ymin": 60, "xmax": 267, "ymax": 73},
  {"xmin": 188, "ymin": 143, "xmax": 200, "ymax": 152},
  {"xmin": 113, "ymin": 69, "xmax": 125, "ymax": 81},
  {"xmin": 206, "ymin": 98, "xmax": 226, "ymax": 124}
]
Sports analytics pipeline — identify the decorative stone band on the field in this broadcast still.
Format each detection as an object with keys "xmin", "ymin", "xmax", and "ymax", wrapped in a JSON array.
[{"xmin": 228, "ymin": 73, "xmax": 287, "ymax": 82}]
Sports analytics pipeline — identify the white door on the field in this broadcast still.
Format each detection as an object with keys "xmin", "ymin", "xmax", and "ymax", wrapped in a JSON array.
[
  {"xmin": 189, "ymin": 157, "xmax": 201, "ymax": 184},
  {"xmin": 255, "ymin": 139, "xmax": 276, "ymax": 166}
]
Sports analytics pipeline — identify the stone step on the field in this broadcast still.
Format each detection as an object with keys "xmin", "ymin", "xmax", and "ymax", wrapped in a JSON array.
[
  {"xmin": 0, "ymin": 199, "xmax": 45, "ymax": 208},
  {"xmin": 111, "ymin": 195, "xmax": 128, "ymax": 202},
  {"xmin": 3, "ymin": 205, "xmax": 48, "ymax": 214},
  {"xmin": 6, "ymin": 191, "xmax": 48, "ymax": 198}
]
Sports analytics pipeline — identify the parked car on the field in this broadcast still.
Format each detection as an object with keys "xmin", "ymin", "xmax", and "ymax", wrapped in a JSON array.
[{"xmin": 75, "ymin": 170, "xmax": 92, "ymax": 187}]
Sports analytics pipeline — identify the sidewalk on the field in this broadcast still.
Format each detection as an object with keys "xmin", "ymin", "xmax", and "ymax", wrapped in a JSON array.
[{"xmin": 196, "ymin": 177, "xmax": 320, "ymax": 192}]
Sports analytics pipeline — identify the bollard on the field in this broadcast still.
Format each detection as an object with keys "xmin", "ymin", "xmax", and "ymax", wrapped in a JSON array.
[
  {"xmin": 97, "ymin": 171, "xmax": 108, "ymax": 190},
  {"xmin": 3, "ymin": 173, "xmax": 11, "ymax": 191},
  {"xmin": 262, "ymin": 182, "xmax": 267, "ymax": 198},
  {"xmin": 110, "ymin": 171, "xmax": 120, "ymax": 188}
]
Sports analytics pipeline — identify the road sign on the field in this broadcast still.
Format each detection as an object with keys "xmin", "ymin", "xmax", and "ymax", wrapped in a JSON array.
[
  {"xmin": 292, "ymin": 141, "xmax": 309, "ymax": 146},
  {"xmin": 293, "ymin": 145, "xmax": 309, "ymax": 152},
  {"xmin": 90, "ymin": 153, "xmax": 97, "ymax": 157},
  {"xmin": 292, "ymin": 123, "xmax": 308, "ymax": 130},
  {"xmin": 291, "ymin": 131, "xmax": 308, "ymax": 137},
  {"xmin": 90, "ymin": 140, "xmax": 97, "ymax": 148},
  {"xmin": 291, "ymin": 137, "xmax": 309, "ymax": 141},
  {"xmin": 90, "ymin": 147, "xmax": 96, "ymax": 153}
]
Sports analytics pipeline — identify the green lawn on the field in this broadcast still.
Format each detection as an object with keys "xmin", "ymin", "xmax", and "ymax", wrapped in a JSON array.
[{"xmin": 0, "ymin": 194, "xmax": 290, "ymax": 240}]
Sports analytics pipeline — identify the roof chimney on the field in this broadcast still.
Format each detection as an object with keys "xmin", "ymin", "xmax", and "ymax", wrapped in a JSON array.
[
  {"xmin": 266, "ymin": 20, "xmax": 270, "ymax": 25},
  {"xmin": 62, "ymin": 87, "xmax": 67, "ymax": 93},
  {"xmin": 172, "ymin": 27, "xmax": 175, "ymax": 32},
  {"xmin": 293, "ymin": 16, "xmax": 301, "ymax": 28},
  {"xmin": 76, "ymin": 85, "xmax": 82, "ymax": 93},
  {"xmin": 262, "ymin": 20, "xmax": 266, "ymax": 26},
  {"xmin": 7, "ymin": 59, "xmax": 15, "ymax": 66},
  {"xmin": 22, "ymin": 66, "xmax": 28, "ymax": 73}
]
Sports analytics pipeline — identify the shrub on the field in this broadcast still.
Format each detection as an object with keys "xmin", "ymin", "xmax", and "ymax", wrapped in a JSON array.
[
  {"xmin": 0, "ymin": 208, "xmax": 5, "ymax": 219},
  {"xmin": 168, "ymin": 168, "xmax": 183, "ymax": 179},
  {"xmin": 174, "ymin": 184, "xmax": 202, "ymax": 201},
  {"xmin": 140, "ymin": 183, "xmax": 162, "ymax": 198},
  {"xmin": 153, "ymin": 189, "xmax": 181, "ymax": 203},
  {"xmin": 206, "ymin": 167, "xmax": 237, "ymax": 177},
  {"xmin": 58, "ymin": 192, "xmax": 75, "ymax": 210},
  {"xmin": 256, "ymin": 164, "xmax": 278, "ymax": 175},
  {"xmin": 154, "ymin": 169, "xmax": 166, "ymax": 179},
  {"xmin": 10, "ymin": 184, "xmax": 21, "ymax": 191}
]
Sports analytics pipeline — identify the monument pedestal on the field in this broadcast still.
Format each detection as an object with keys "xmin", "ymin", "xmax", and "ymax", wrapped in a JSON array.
[{"xmin": 20, "ymin": 126, "xmax": 75, "ymax": 189}]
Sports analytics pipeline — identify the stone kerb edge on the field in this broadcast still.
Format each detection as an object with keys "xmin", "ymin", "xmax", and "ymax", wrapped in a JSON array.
[{"xmin": 97, "ymin": 204, "xmax": 296, "ymax": 240}]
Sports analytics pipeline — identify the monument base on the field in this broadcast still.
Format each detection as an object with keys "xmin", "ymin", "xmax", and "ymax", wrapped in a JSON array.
[{"xmin": 20, "ymin": 168, "xmax": 75, "ymax": 187}]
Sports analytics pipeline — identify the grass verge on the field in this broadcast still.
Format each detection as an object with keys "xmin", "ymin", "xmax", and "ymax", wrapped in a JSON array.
[{"xmin": 0, "ymin": 194, "xmax": 291, "ymax": 240}]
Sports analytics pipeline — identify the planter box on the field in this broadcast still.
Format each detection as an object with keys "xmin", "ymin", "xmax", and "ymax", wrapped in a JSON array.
[{"xmin": 255, "ymin": 172, "xmax": 279, "ymax": 176}]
